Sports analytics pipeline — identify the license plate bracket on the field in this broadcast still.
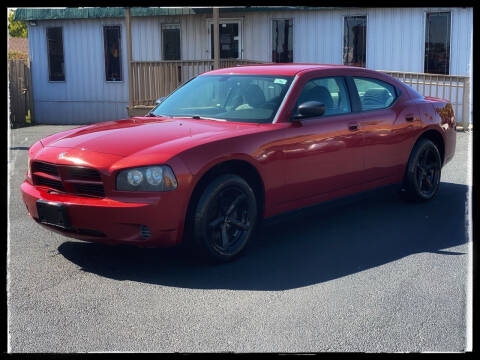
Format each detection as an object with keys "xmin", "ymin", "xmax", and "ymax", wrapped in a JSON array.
[{"xmin": 36, "ymin": 200, "xmax": 71, "ymax": 229}]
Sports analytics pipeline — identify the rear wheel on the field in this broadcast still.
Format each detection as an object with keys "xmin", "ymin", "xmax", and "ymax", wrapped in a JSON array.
[
  {"xmin": 191, "ymin": 174, "xmax": 258, "ymax": 262},
  {"xmin": 403, "ymin": 138, "xmax": 442, "ymax": 201}
]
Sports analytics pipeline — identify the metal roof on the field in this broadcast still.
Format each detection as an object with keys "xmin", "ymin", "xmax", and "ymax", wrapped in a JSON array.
[
  {"xmin": 13, "ymin": 7, "xmax": 327, "ymax": 21},
  {"xmin": 14, "ymin": 7, "xmax": 194, "ymax": 21}
]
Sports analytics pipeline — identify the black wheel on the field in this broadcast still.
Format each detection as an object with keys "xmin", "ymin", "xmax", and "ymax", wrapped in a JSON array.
[
  {"xmin": 403, "ymin": 138, "xmax": 442, "ymax": 201},
  {"xmin": 191, "ymin": 174, "xmax": 258, "ymax": 262}
]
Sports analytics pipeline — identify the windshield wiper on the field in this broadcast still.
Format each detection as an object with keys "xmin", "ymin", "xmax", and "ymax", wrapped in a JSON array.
[
  {"xmin": 153, "ymin": 114, "xmax": 226, "ymax": 121},
  {"xmin": 146, "ymin": 113, "xmax": 169, "ymax": 117},
  {"xmin": 191, "ymin": 115, "xmax": 226, "ymax": 121}
]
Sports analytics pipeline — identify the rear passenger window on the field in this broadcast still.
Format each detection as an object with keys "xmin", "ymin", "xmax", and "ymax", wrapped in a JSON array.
[
  {"xmin": 353, "ymin": 77, "xmax": 397, "ymax": 111},
  {"xmin": 295, "ymin": 76, "xmax": 351, "ymax": 116}
]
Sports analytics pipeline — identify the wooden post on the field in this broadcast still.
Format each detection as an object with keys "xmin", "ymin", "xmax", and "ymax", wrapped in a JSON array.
[
  {"xmin": 461, "ymin": 76, "xmax": 470, "ymax": 130},
  {"xmin": 213, "ymin": 7, "xmax": 220, "ymax": 70},
  {"xmin": 26, "ymin": 61, "xmax": 35, "ymax": 124},
  {"xmin": 125, "ymin": 7, "xmax": 134, "ymax": 109}
]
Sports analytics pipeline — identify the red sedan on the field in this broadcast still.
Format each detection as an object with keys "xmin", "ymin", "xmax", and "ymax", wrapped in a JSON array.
[{"xmin": 21, "ymin": 64, "xmax": 456, "ymax": 262}]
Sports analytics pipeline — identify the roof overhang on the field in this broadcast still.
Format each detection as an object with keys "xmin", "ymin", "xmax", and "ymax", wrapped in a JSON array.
[{"xmin": 13, "ymin": 7, "xmax": 344, "ymax": 21}]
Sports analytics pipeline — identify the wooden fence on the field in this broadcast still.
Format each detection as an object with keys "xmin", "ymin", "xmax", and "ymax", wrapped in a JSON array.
[
  {"xmin": 379, "ymin": 70, "xmax": 471, "ymax": 128},
  {"xmin": 130, "ymin": 59, "xmax": 263, "ymax": 106},
  {"xmin": 9, "ymin": 60, "xmax": 35, "ymax": 128}
]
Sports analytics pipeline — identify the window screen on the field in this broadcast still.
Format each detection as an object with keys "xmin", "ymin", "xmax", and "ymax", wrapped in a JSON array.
[
  {"xmin": 272, "ymin": 19, "xmax": 293, "ymax": 63},
  {"xmin": 104, "ymin": 26, "xmax": 122, "ymax": 81},
  {"xmin": 47, "ymin": 27, "xmax": 65, "ymax": 81},
  {"xmin": 424, "ymin": 12, "xmax": 451, "ymax": 75},
  {"xmin": 343, "ymin": 16, "xmax": 366, "ymax": 67},
  {"xmin": 163, "ymin": 25, "xmax": 180, "ymax": 60}
]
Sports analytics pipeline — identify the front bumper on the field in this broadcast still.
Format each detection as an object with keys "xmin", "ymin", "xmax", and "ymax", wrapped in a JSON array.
[{"xmin": 21, "ymin": 180, "xmax": 184, "ymax": 247}]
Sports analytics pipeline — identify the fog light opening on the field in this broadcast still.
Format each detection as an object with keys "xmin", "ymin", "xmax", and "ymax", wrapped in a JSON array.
[{"xmin": 140, "ymin": 225, "xmax": 151, "ymax": 240}]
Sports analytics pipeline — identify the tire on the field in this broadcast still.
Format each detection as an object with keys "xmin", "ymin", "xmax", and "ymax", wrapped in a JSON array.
[
  {"xmin": 403, "ymin": 138, "xmax": 442, "ymax": 202},
  {"xmin": 191, "ymin": 174, "xmax": 258, "ymax": 262}
]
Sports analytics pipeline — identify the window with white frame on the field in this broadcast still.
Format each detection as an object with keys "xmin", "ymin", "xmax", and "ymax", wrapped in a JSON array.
[
  {"xmin": 208, "ymin": 19, "xmax": 242, "ymax": 59},
  {"xmin": 343, "ymin": 16, "xmax": 366, "ymax": 68}
]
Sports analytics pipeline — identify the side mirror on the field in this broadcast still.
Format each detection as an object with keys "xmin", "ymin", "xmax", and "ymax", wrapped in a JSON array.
[
  {"xmin": 155, "ymin": 97, "xmax": 166, "ymax": 104},
  {"xmin": 293, "ymin": 101, "xmax": 326, "ymax": 120}
]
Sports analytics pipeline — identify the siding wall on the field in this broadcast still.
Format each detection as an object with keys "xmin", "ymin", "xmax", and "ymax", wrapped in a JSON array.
[
  {"xmin": 28, "ymin": 8, "xmax": 472, "ymax": 124},
  {"xmin": 229, "ymin": 7, "xmax": 472, "ymax": 75},
  {"xmin": 28, "ymin": 18, "xmax": 129, "ymax": 124},
  {"xmin": 131, "ymin": 14, "xmax": 211, "ymax": 61}
]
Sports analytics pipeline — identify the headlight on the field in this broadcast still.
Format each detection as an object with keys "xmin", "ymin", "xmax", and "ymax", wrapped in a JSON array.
[
  {"xmin": 145, "ymin": 167, "xmax": 163, "ymax": 185},
  {"xmin": 116, "ymin": 165, "xmax": 178, "ymax": 191},
  {"xmin": 127, "ymin": 169, "xmax": 143, "ymax": 186}
]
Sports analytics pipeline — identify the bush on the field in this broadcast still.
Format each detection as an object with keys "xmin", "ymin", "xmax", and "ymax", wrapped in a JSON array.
[
  {"xmin": 8, "ymin": 50, "xmax": 29, "ymax": 62},
  {"xmin": 8, "ymin": 11, "xmax": 28, "ymax": 38}
]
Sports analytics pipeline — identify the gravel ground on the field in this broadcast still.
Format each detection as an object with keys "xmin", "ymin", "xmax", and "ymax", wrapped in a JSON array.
[{"xmin": 7, "ymin": 125, "xmax": 472, "ymax": 353}]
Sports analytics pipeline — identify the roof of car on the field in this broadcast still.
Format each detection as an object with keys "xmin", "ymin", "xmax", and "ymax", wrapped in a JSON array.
[{"xmin": 204, "ymin": 63, "xmax": 361, "ymax": 76}]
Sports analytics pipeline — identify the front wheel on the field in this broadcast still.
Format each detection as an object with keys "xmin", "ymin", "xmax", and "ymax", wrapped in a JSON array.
[
  {"xmin": 191, "ymin": 174, "xmax": 258, "ymax": 262},
  {"xmin": 403, "ymin": 138, "xmax": 442, "ymax": 201}
]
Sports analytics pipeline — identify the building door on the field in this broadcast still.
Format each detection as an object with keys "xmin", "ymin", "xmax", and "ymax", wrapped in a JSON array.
[{"xmin": 207, "ymin": 19, "xmax": 242, "ymax": 59}]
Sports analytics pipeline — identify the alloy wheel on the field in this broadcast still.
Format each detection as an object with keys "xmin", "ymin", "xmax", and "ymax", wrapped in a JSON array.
[
  {"xmin": 205, "ymin": 186, "xmax": 252, "ymax": 255},
  {"xmin": 415, "ymin": 145, "xmax": 441, "ymax": 198}
]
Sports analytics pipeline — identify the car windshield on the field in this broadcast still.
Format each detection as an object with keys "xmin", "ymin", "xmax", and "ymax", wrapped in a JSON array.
[{"xmin": 151, "ymin": 74, "xmax": 294, "ymax": 123}]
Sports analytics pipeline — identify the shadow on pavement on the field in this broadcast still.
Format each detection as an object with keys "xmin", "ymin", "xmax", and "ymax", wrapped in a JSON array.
[{"xmin": 58, "ymin": 182, "xmax": 469, "ymax": 291}]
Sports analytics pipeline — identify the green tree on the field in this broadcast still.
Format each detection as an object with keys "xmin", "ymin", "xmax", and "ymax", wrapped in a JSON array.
[{"xmin": 8, "ymin": 10, "xmax": 28, "ymax": 38}]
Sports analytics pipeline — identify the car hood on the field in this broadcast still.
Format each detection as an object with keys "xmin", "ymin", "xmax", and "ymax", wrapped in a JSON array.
[{"xmin": 42, "ymin": 117, "xmax": 263, "ymax": 158}]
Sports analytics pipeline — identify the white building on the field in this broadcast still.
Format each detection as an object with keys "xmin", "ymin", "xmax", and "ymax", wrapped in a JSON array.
[{"xmin": 15, "ymin": 7, "xmax": 473, "ymax": 124}]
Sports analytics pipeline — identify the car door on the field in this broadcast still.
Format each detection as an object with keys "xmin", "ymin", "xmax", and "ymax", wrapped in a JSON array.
[
  {"xmin": 277, "ymin": 75, "xmax": 365, "ymax": 204},
  {"xmin": 348, "ymin": 76, "xmax": 417, "ymax": 182}
]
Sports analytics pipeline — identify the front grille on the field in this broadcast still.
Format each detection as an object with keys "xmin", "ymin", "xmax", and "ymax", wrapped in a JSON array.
[
  {"xmin": 68, "ymin": 167, "xmax": 102, "ymax": 181},
  {"xmin": 32, "ymin": 161, "xmax": 58, "ymax": 176},
  {"xmin": 32, "ymin": 161, "xmax": 105, "ymax": 198},
  {"xmin": 74, "ymin": 183, "xmax": 105, "ymax": 197},
  {"xmin": 34, "ymin": 175, "xmax": 65, "ymax": 191}
]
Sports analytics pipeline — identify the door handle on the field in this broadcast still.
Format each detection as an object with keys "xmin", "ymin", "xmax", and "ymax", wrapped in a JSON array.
[
  {"xmin": 405, "ymin": 114, "xmax": 414, "ymax": 122},
  {"xmin": 348, "ymin": 121, "xmax": 359, "ymax": 131}
]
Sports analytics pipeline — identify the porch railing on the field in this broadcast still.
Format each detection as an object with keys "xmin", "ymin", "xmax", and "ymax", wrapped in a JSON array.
[
  {"xmin": 130, "ymin": 63, "xmax": 471, "ymax": 128},
  {"xmin": 378, "ymin": 70, "xmax": 471, "ymax": 129},
  {"xmin": 131, "ymin": 59, "xmax": 263, "ymax": 107}
]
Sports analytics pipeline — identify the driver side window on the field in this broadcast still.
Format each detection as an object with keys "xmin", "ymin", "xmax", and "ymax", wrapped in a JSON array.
[{"xmin": 295, "ymin": 77, "xmax": 351, "ymax": 116}]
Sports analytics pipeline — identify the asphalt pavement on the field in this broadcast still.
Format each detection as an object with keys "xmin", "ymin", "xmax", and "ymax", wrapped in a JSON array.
[{"xmin": 7, "ymin": 125, "xmax": 472, "ymax": 352}]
